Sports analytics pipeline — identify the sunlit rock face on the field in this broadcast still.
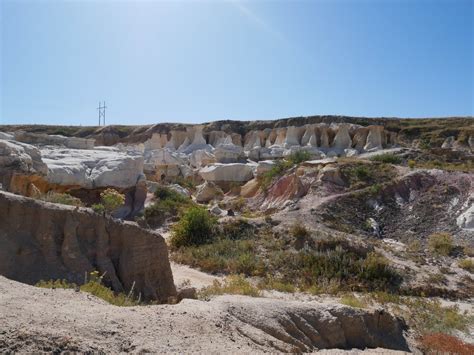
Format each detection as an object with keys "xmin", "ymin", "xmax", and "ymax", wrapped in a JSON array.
[
  {"xmin": 236, "ymin": 123, "xmax": 394, "ymax": 161},
  {"xmin": 41, "ymin": 147, "xmax": 144, "ymax": 189},
  {"xmin": 0, "ymin": 139, "xmax": 48, "ymax": 194},
  {"xmin": 199, "ymin": 163, "xmax": 255, "ymax": 183}
]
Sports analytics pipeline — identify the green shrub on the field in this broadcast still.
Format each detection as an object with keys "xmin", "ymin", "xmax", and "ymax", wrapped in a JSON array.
[
  {"xmin": 408, "ymin": 160, "xmax": 416, "ymax": 169},
  {"xmin": 100, "ymin": 188, "xmax": 125, "ymax": 213},
  {"xmin": 91, "ymin": 203, "xmax": 105, "ymax": 214},
  {"xmin": 170, "ymin": 207, "xmax": 217, "ymax": 248},
  {"xmin": 370, "ymin": 153, "xmax": 402, "ymax": 164},
  {"xmin": 428, "ymin": 232, "xmax": 454, "ymax": 256},
  {"xmin": 199, "ymin": 275, "xmax": 261, "ymax": 299},
  {"xmin": 144, "ymin": 185, "xmax": 193, "ymax": 227},
  {"xmin": 353, "ymin": 165, "xmax": 371, "ymax": 180},
  {"xmin": 40, "ymin": 191, "xmax": 84, "ymax": 207}
]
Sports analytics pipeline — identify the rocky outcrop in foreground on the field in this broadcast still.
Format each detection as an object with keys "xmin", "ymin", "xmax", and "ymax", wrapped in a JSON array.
[
  {"xmin": 0, "ymin": 191, "xmax": 176, "ymax": 302},
  {"xmin": 0, "ymin": 277, "xmax": 409, "ymax": 353}
]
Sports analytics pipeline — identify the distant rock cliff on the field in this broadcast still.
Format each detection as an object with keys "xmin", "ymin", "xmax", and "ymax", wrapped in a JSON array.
[{"xmin": 0, "ymin": 191, "xmax": 176, "ymax": 302}]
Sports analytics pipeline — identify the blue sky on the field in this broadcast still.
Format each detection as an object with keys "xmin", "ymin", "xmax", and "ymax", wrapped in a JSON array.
[{"xmin": 1, "ymin": 0, "xmax": 472, "ymax": 125}]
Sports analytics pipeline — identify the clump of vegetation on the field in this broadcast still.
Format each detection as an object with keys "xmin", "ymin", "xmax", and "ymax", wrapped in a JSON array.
[
  {"xmin": 91, "ymin": 203, "xmax": 106, "ymax": 214},
  {"xmin": 341, "ymin": 161, "xmax": 395, "ymax": 190},
  {"xmin": 171, "ymin": 219, "xmax": 402, "ymax": 293},
  {"xmin": 90, "ymin": 189, "xmax": 125, "ymax": 215},
  {"xmin": 39, "ymin": 191, "xmax": 84, "ymax": 207},
  {"xmin": 405, "ymin": 298, "xmax": 472, "ymax": 335},
  {"xmin": 428, "ymin": 232, "xmax": 454, "ymax": 256},
  {"xmin": 100, "ymin": 188, "xmax": 125, "ymax": 212},
  {"xmin": 370, "ymin": 153, "xmax": 402, "ymax": 164},
  {"xmin": 458, "ymin": 259, "xmax": 474, "ymax": 273},
  {"xmin": 340, "ymin": 294, "xmax": 367, "ymax": 308},
  {"xmin": 199, "ymin": 275, "xmax": 261, "ymax": 299},
  {"xmin": 258, "ymin": 151, "xmax": 311, "ymax": 190},
  {"xmin": 418, "ymin": 333, "xmax": 474, "ymax": 355},
  {"xmin": 258, "ymin": 159, "xmax": 293, "ymax": 190},
  {"xmin": 408, "ymin": 159, "xmax": 416, "ymax": 169},
  {"xmin": 287, "ymin": 150, "xmax": 311, "ymax": 164},
  {"xmin": 170, "ymin": 206, "xmax": 217, "ymax": 248},
  {"xmin": 144, "ymin": 185, "xmax": 193, "ymax": 227},
  {"xmin": 36, "ymin": 271, "xmax": 139, "ymax": 306}
]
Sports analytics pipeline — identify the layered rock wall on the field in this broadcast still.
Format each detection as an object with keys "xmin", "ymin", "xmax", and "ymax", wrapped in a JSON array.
[{"xmin": 0, "ymin": 191, "xmax": 176, "ymax": 302}]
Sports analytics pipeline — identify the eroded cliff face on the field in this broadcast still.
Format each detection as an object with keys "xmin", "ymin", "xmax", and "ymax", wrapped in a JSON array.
[{"xmin": 0, "ymin": 191, "xmax": 176, "ymax": 302}]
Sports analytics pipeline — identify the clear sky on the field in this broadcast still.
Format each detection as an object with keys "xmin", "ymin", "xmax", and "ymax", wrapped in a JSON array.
[{"xmin": 1, "ymin": 0, "xmax": 473, "ymax": 126}]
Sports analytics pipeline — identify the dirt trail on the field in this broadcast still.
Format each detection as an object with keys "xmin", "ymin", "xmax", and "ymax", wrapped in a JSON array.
[{"xmin": 0, "ymin": 276, "xmax": 410, "ymax": 354}]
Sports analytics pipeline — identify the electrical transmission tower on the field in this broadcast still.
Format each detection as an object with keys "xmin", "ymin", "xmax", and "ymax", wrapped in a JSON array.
[{"xmin": 97, "ymin": 101, "xmax": 107, "ymax": 126}]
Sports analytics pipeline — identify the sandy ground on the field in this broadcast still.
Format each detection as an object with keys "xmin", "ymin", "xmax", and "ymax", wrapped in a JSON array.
[{"xmin": 0, "ymin": 276, "xmax": 411, "ymax": 354}]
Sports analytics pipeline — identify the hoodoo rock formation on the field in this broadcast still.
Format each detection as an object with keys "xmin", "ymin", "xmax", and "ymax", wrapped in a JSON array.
[{"xmin": 0, "ymin": 191, "xmax": 176, "ymax": 302}]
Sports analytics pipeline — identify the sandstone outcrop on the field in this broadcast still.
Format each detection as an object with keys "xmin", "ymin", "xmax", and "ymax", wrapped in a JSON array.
[
  {"xmin": 195, "ymin": 181, "xmax": 224, "ymax": 203},
  {"xmin": 41, "ymin": 147, "xmax": 144, "ymax": 189},
  {"xmin": 0, "ymin": 191, "xmax": 176, "ymax": 302},
  {"xmin": 223, "ymin": 296, "xmax": 408, "ymax": 352},
  {"xmin": 199, "ymin": 163, "xmax": 255, "ymax": 182}
]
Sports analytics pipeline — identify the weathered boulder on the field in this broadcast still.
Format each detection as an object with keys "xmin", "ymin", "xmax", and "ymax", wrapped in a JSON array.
[
  {"xmin": 195, "ymin": 181, "xmax": 224, "ymax": 203},
  {"xmin": 144, "ymin": 148, "xmax": 187, "ymax": 180},
  {"xmin": 214, "ymin": 138, "xmax": 245, "ymax": 163},
  {"xmin": 256, "ymin": 160, "xmax": 275, "ymax": 176},
  {"xmin": 0, "ymin": 139, "xmax": 48, "ymax": 194},
  {"xmin": 199, "ymin": 163, "xmax": 255, "ymax": 182},
  {"xmin": 240, "ymin": 178, "xmax": 260, "ymax": 198},
  {"xmin": 0, "ymin": 191, "xmax": 176, "ymax": 302},
  {"xmin": 319, "ymin": 165, "xmax": 346, "ymax": 186},
  {"xmin": 41, "ymin": 147, "xmax": 144, "ymax": 189},
  {"xmin": 189, "ymin": 149, "xmax": 216, "ymax": 168}
]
